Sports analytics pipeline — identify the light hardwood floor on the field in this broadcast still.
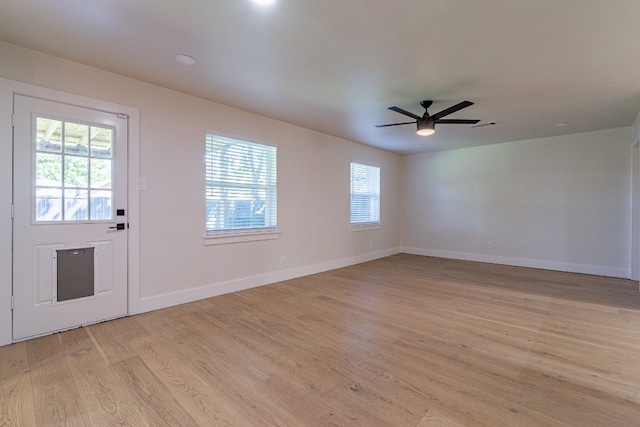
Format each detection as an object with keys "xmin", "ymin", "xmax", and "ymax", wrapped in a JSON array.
[{"xmin": 1, "ymin": 254, "xmax": 640, "ymax": 426}]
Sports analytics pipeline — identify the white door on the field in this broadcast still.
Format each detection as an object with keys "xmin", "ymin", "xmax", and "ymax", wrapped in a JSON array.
[{"xmin": 12, "ymin": 94, "xmax": 128, "ymax": 340}]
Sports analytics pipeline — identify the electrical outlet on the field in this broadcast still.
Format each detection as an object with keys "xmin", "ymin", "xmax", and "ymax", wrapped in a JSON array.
[
  {"xmin": 369, "ymin": 240, "xmax": 373, "ymax": 248},
  {"xmin": 280, "ymin": 255, "xmax": 285, "ymax": 264},
  {"xmin": 487, "ymin": 241, "xmax": 493, "ymax": 249}
]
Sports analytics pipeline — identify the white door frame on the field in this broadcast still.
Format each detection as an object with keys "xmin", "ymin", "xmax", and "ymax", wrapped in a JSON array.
[{"xmin": 0, "ymin": 78, "xmax": 140, "ymax": 346}]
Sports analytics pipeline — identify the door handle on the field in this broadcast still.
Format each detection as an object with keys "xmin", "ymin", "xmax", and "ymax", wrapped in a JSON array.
[{"xmin": 109, "ymin": 223, "xmax": 126, "ymax": 230}]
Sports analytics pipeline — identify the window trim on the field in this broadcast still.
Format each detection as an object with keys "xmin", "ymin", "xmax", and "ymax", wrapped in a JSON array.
[
  {"xmin": 349, "ymin": 161, "xmax": 381, "ymax": 228},
  {"xmin": 203, "ymin": 229, "xmax": 280, "ymax": 246},
  {"xmin": 349, "ymin": 223, "xmax": 381, "ymax": 232},
  {"xmin": 204, "ymin": 131, "xmax": 278, "ymax": 243}
]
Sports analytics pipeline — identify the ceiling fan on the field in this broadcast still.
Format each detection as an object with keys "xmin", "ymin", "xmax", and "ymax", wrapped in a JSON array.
[{"xmin": 376, "ymin": 100, "xmax": 480, "ymax": 136}]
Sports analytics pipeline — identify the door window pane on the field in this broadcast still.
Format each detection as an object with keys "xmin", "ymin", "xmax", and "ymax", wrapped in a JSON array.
[
  {"xmin": 90, "ymin": 190, "xmax": 112, "ymax": 220},
  {"xmin": 64, "ymin": 156, "xmax": 89, "ymax": 188},
  {"xmin": 34, "ymin": 115, "xmax": 114, "ymax": 222},
  {"xmin": 64, "ymin": 189, "xmax": 88, "ymax": 220},
  {"xmin": 36, "ymin": 152, "xmax": 62, "ymax": 184},
  {"xmin": 90, "ymin": 126, "xmax": 113, "ymax": 158},
  {"xmin": 90, "ymin": 158, "xmax": 112, "ymax": 189},
  {"xmin": 64, "ymin": 122, "xmax": 89, "ymax": 155},
  {"xmin": 36, "ymin": 117, "xmax": 62, "ymax": 153},
  {"xmin": 35, "ymin": 188, "xmax": 62, "ymax": 221}
]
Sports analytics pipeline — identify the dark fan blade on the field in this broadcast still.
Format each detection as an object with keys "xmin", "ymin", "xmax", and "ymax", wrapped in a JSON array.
[
  {"xmin": 389, "ymin": 106, "xmax": 421, "ymax": 120},
  {"xmin": 375, "ymin": 121, "xmax": 416, "ymax": 128},
  {"xmin": 435, "ymin": 119, "xmax": 480, "ymax": 124},
  {"xmin": 430, "ymin": 101, "xmax": 474, "ymax": 121}
]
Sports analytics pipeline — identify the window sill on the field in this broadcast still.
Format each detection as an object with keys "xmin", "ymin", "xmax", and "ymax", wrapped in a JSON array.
[
  {"xmin": 203, "ymin": 230, "xmax": 280, "ymax": 246},
  {"xmin": 349, "ymin": 223, "xmax": 381, "ymax": 232}
]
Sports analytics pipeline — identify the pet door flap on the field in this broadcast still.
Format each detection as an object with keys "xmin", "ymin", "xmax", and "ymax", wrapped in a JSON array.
[{"xmin": 56, "ymin": 247, "xmax": 95, "ymax": 302}]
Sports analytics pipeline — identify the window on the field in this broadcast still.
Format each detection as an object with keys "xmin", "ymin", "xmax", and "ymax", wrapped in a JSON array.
[
  {"xmin": 205, "ymin": 133, "xmax": 277, "ymax": 236},
  {"xmin": 34, "ymin": 116, "xmax": 114, "ymax": 222},
  {"xmin": 350, "ymin": 162, "xmax": 380, "ymax": 226}
]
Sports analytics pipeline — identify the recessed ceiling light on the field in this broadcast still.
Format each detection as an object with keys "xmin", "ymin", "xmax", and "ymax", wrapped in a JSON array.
[
  {"xmin": 175, "ymin": 54, "xmax": 196, "ymax": 66},
  {"xmin": 253, "ymin": 0, "xmax": 275, "ymax": 4}
]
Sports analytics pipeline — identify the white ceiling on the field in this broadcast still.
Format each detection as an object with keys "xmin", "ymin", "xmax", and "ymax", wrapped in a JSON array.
[{"xmin": 2, "ymin": 0, "xmax": 640, "ymax": 154}]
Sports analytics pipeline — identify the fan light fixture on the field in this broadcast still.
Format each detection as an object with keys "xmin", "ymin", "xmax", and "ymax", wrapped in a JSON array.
[
  {"xmin": 376, "ymin": 100, "xmax": 479, "ymax": 137},
  {"xmin": 416, "ymin": 118, "xmax": 435, "ymax": 136}
]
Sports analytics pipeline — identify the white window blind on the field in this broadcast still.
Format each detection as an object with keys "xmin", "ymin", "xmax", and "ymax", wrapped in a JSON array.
[
  {"xmin": 205, "ymin": 134, "xmax": 277, "ymax": 236},
  {"xmin": 350, "ymin": 162, "xmax": 380, "ymax": 225}
]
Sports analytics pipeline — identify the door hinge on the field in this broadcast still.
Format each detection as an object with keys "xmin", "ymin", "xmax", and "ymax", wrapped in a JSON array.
[
  {"xmin": 11, "ymin": 296, "xmax": 14, "ymax": 310},
  {"xmin": 11, "ymin": 204, "xmax": 14, "ymax": 219},
  {"xmin": 11, "ymin": 112, "xmax": 15, "ymax": 127}
]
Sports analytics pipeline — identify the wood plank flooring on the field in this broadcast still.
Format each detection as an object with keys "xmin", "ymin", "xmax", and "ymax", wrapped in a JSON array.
[{"xmin": 1, "ymin": 254, "xmax": 640, "ymax": 426}]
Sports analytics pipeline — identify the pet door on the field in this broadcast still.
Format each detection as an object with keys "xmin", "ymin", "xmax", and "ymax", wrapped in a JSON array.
[{"xmin": 56, "ymin": 247, "xmax": 95, "ymax": 302}]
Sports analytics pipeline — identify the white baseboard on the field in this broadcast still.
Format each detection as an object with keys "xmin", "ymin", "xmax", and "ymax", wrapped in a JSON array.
[
  {"xmin": 133, "ymin": 247, "xmax": 401, "ymax": 315},
  {"xmin": 3, "ymin": 246, "xmax": 630, "ymax": 347},
  {"xmin": 401, "ymin": 247, "xmax": 631, "ymax": 279}
]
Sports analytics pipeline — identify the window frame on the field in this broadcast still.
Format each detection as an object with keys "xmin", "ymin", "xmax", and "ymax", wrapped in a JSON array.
[
  {"xmin": 349, "ymin": 161, "xmax": 381, "ymax": 229},
  {"xmin": 204, "ymin": 131, "xmax": 279, "ymax": 245},
  {"xmin": 32, "ymin": 114, "xmax": 115, "ymax": 224}
]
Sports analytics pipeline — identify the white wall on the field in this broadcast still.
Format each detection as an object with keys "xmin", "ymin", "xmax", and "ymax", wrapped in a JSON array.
[
  {"xmin": 1, "ymin": 40, "xmax": 638, "ymax": 346},
  {"xmin": 631, "ymin": 110, "xmax": 640, "ymax": 281},
  {"xmin": 0, "ymin": 42, "xmax": 402, "ymax": 345},
  {"xmin": 401, "ymin": 128, "xmax": 633, "ymax": 278}
]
